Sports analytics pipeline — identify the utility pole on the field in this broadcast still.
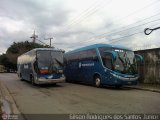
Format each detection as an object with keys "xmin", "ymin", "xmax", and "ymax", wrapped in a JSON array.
[
  {"xmin": 44, "ymin": 37, "xmax": 53, "ymax": 47},
  {"xmin": 30, "ymin": 31, "xmax": 38, "ymax": 43}
]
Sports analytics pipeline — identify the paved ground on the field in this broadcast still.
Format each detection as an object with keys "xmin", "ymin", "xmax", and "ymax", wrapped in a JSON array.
[
  {"xmin": 0, "ymin": 105, "xmax": 2, "ymax": 120},
  {"xmin": 126, "ymin": 83, "xmax": 160, "ymax": 93},
  {"xmin": 0, "ymin": 73, "xmax": 160, "ymax": 116}
]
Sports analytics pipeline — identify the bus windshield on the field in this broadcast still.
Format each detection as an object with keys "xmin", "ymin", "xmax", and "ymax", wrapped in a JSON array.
[
  {"xmin": 37, "ymin": 50, "xmax": 63, "ymax": 73},
  {"xmin": 99, "ymin": 47, "xmax": 137, "ymax": 74},
  {"xmin": 114, "ymin": 49, "xmax": 137, "ymax": 74}
]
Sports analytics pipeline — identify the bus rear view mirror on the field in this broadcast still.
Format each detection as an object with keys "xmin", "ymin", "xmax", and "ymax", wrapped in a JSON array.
[{"xmin": 135, "ymin": 54, "xmax": 143, "ymax": 63}]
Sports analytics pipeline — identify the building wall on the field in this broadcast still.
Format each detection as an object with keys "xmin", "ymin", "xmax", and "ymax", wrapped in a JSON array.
[{"xmin": 134, "ymin": 48, "xmax": 160, "ymax": 84}]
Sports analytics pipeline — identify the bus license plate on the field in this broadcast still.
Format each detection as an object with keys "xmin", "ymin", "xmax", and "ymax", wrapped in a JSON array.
[{"xmin": 128, "ymin": 82, "xmax": 131, "ymax": 84}]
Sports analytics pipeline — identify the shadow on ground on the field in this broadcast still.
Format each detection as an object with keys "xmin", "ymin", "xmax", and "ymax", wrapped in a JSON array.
[
  {"xmin": 19, "ymin": 80, "xmax": 64, "ymax": 88},
  {"xmin": 67, "ymin": 81, "xmax": 134, "ymax": 91}
]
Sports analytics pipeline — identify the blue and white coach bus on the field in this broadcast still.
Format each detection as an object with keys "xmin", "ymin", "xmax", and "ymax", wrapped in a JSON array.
[
  {"xmin": 17, "ymin": 48, "xmax": 65, "ymax": 85},
  {"xmin": 64, "ymin": 44, "xmax": 142, "ymax": 87}
]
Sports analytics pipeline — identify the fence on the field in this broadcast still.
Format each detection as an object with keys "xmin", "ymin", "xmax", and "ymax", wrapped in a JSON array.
[{"xmin": 134, "ymin": 48, "xmax": 160, "ymax": 84}]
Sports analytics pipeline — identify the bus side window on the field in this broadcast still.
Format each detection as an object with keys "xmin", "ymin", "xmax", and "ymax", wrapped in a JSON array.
[{"xmin": 104, "ymin": 53, "xmax": 113, "ymax": 70}]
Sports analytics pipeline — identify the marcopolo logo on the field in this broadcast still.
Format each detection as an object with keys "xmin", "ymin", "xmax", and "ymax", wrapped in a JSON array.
[
  {"xmin": 79, "ymin": 62, "xmax": 82, "ymax": 68},
  {"xmin": 79, "ymin": 62, "xmax": 94, "ymax": 68}
]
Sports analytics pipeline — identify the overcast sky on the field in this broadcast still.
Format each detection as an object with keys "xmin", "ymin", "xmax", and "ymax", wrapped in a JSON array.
[{"xmin": 0, "ymin": 0, "xmax": 160, "ymax": 54}]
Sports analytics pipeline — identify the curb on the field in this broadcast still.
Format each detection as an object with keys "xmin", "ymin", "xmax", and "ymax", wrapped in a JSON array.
[
  {"xmin": 125, "ymin": 86, "xmax": 160, "ymax": 93},
  {"xmin": 0, "ymin": 81, "xmax": 25, "ymax": 120}
]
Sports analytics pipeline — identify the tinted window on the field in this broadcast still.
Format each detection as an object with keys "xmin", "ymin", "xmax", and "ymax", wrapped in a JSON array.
[
  {"xmin": 37, "ymin": 51, "xmax": 51, "ymax": 69},
  {"xmin": 65, "ymin": 49, "xmax": 97, "ymax": 62},
  {"xmin": 102, "ymin": 53, "xmax": 113, "ymax": 70},
  {"xmin": 79, "ymin": 49, "xmax": 97, "ymax": 60},
  {"xmin": 98, "ymin": 47, "xmax": 112, "ymax": 56}
]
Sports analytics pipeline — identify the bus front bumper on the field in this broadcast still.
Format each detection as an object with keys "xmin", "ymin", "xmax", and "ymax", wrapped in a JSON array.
[
  {"xmin": 37, "ymin": 77, "xmax": 65, "ymax": 84},
  {"xmin": 105, "ymin": 73, "xmax": 139, "ymax": 86}
]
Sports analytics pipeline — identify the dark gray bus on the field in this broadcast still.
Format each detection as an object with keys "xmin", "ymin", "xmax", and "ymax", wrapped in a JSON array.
[{"xmin": 17, "ymin": 48, "xmax": 65, "ymax": 85}]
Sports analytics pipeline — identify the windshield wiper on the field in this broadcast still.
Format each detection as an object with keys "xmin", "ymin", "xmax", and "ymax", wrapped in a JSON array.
[
  {"xmin": 48, "ymin": 60, "xmax": 58, "ymax": 73},
  {"xmin": 54, "ymin": 58, "xmax": 64, "ymax": 67},
  {"xmin": 122, "ymin": 52, "xmax": 136, "ymax": 74},
  {"xmin": 116, "ymin": 52, "xmax": 128, "ymax": 73},
  {"xmin": 126, "ymin": 57, "xmax": 136, "ymax": 74},
  {"xmin": 130, "ymin": 64, "xmax": 136, "ymax": 74},
  {"xmin": 117, "ymin": 53, "xmax": 126, "ymax": 67}
]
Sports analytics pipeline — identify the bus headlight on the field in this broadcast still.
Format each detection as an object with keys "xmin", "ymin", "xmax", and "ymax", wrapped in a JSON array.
[{"xmin": 58, "ymin": 70, "xmax": 63, "ymax": 73}]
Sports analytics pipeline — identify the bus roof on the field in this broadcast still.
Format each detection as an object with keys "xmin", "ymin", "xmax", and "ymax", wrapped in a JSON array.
[
  {"xmin": 18, "ymin": 48, "xmax": 64, "ymax": 58},
  {"xmin": 65, "ymin": 43, "xmax": 132, "ymax": 55},
  {"xmin": 32, "ymin": 48, "xmax": 64, "ymax": 51}
]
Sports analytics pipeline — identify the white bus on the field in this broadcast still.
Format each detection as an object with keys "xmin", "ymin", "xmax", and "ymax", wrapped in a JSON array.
[{"xmin": 17, "ymin": 48, "xmax": 65, "ymax": 85}]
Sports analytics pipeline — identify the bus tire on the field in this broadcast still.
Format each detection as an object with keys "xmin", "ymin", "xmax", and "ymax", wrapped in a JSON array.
[
  {"xmin": 20, "ymin": 73, "xmax": 23, "ymax": 81},
  {"xmin": 31, "ymin": 75, "xmax": 36, "ymax": 86},
  {"xmin": 94, "ymin": 76, "xmax": 102, "ymax": 87},
  {"xmin": 115, "ymin": 85, "xmax": 122, "ymax": 88},
  {"xmin": 66, "ymin": 78, "xmax": 71, "ymax": 83}
]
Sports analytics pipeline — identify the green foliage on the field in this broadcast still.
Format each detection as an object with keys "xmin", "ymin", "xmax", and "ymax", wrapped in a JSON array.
[
  {"xmin": 0, "ymin": 54, "xmax": 8, "ymax": 66},
  {"xmin": 0, "ymin": 54, "xmax": 15, "ymax": 69},
  {"xmin": 6, "ymin": 41, "xmax": 49, "ymax": 65},
  {"xmin": 7, "ymin": 41, "xmax": 48, "ymax": 54}
]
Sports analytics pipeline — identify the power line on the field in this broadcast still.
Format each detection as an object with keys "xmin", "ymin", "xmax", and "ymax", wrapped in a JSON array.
[
  {"xmin": 44, "ymin": 37, "xmax": 53, "ymax": 47},
  {"xmin": 65, "ymin": 20, "xmax": 160, "ymax": 49},
  {"xmin": 68, "ymin": 0, "xmax": 111, "ymax": 26},
  {"xmin": 61, "ymin": 0, "xmax": 112, "ymax": 33},
  {"xmin": 94, "ymin": 11, "xmax": 160, "ymax": 38},
  {"xmin": 61, "ymin": 0, "xmax": 160, "ymax": 34},
  {"xmin": 57, "ymin": 0, "xmax": 160, "ymax": 49},
  {"xmin": 54, "ymin": 12, "xmax": 160, "ymax": 45},
  {"xmin": 99, "ymin": 18, "xmax": 160, "ymax": 38},
  {"xmin": 113, "ymin": 23, "xmax": 160, "ymax": 50},
  {"xmin": 37, "ymin": 39, "xmax": 49, "ymax": 46},
  {"xmin": 109, "ymin": 31, "xmax": 143, "ymax": 43},
  {"xmin": 110, "ymin": 22, "xmax": 160, "ymax": 44},
  {"xmin": 62, "ymin": 0, "xmax": 103, "ymax": 28},
  {"xmin": 94, "ymin": 7, "xmax": 160, "ymax": 38},
  {"xmin": 68, "ymin": 9, "xmax": 160, "ymax": 45},
  {"xmin": 55, "ymin": 0, "xmax": 160, "ymax": 50},
  {"xmin": 65, "ymin": 31, "xmax": 143, "ymax": 49},
  {"xmin": 64, "ymin": 18, "xmax": 160, "ymax": 47},
  {"xmin": 113, "ymin": 0, "xmax": 160, "ymax": 23}
]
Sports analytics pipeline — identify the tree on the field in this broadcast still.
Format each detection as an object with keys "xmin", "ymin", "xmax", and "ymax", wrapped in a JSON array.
[
  {"xmin": 6, "ymin": 41, "xmax": 49, "ymax": 65},
  {"xmin": 0, "ymin": 54, "xmax": 15, "ymax": 70}
]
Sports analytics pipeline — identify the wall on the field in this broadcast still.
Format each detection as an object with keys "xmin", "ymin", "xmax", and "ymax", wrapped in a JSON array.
[{"xmin": 134, "ymin": 48, "xmax": 160, "ymax": 84}]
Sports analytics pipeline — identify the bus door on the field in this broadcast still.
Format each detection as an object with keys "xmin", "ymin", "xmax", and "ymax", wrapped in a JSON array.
[
  {"xmin": 101, "ymin": 52, "xmax": 115, "ymax": 84},
  {"xmin": 22, "ymin": 63, "xmax": 31, "ymax": 80}
]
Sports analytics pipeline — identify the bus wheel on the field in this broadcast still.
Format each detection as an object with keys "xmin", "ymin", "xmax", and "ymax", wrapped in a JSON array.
[
  {"xmin": 115, "ymin": 85, "xmax": 122, "ymax": 88},
  {"xmin": 66, "ymin": 78, "xmax": 71, "ymax": 83},
  {"xmin": 95, "ymin": 76, "xmax": 101, "ymax": 87},
  {"xmin": 20, "ymin": 73, "xmax": 23, "ymax": 81},
  {"xmin": 31, "ymin": 76, "xmax": 35, "ymax": 86}
]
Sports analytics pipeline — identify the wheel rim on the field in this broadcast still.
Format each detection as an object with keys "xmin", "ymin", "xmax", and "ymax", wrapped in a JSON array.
[
  {"xmin": 31, "ymin": 77, "xmax": 34, "ymax": 85},
  {"xmin": 95, "ymin": 78, "xmax": 101, "ymax": 87},
  {"xmin": 20, "ymin": 74, "xmax": 23, "ymax": 80}
]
